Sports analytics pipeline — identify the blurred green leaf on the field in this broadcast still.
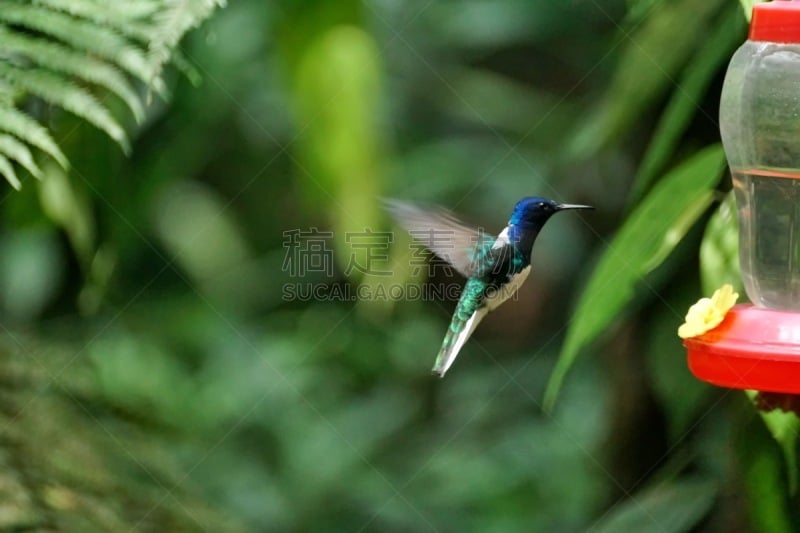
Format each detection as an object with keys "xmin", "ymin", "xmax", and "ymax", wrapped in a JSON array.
[
  {"xmin": 0, "ymin": 228, "xmax": 63, "ymax": 320},
  {"xmin": 545, "ymin": 145, "xmax": 726, "ymax": 410},
  {"xmin": 443, "ymin": 68, "xmax": 579, "ymax": 141},
  {"xmin": 290, "ymin": 20, "xmax": 396, "ymax": 319},
  {"xmin": 646, "ymin": 285, "xmax": 711, "ymax": 440},
  {"xmin": 625, "ymin": 0, "xmax": 661, "ymax": 25},
  {"xmin": 740, "ymin": 0, "xmax": 765, "ymax": 21},
  {"xmin": 292, "ymin": 24, "xmax": 385, "ymax": 273},
  {"xmin": 699, "ymin": 192, "xmax": 741, "ymax": 296},
  {"xmin": 152, "ymin": 180, "xmax": 251, "ymax": 283},
  {"xmin": 90, "ymin": 332, "xmax": 196, "ymax": 427},
  {"xmin": 432, "ymin": 2, "xmax": 571, "ymax": 48},
  {"xmin": 37, "ymin": 163, "xmax": 94, "ymax": 265},
  {"xmin": 77, "ymin": 244, "xmax": 118, "ymax": 315},
  {"xmin": 568, "ymin": 0, "xmax": 725, "ymax": 159},
  {"xmin": 591, "ymin": 478, "xmax": 717, "ymax": 533},
  {"xmin": 746, "ymin": 391, "xmax": 800, "ymax": 495},
  {"xmin": 741, "ymin": 416, "xmax": 795, "ymax": 533},
  {"xmin": 629, "ymin": 4, "xmax": 743, "ymax": 203}
]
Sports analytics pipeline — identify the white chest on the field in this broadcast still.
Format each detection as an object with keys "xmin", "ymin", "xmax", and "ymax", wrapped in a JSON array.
[{"xmin": 485, "ymin": 265, "xmax": 531, "ymax": 311}]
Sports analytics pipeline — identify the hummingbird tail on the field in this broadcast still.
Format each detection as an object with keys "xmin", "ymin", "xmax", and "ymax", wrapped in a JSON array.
[{"xmin": 432, "ymin": 308, "xmax": 487, "ymax": 377}]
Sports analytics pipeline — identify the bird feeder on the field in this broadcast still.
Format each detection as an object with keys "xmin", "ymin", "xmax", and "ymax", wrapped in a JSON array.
[{"xmin": 684, "ymin": 1, "xmax": 800, "ymax": 394}]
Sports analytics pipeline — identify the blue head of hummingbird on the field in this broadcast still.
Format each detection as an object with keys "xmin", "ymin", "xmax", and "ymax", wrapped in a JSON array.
[{"xmin": 386, "ymin": 196, "xmax": 593, "ymax": 376}]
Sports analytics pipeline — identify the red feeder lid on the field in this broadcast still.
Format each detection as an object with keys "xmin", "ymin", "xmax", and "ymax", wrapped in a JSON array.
[
  {"xmin": 684, "ymin": 304, "xmax": 800, "ymax": 393},
  {"xmin": 750, "ymin": 1, "xmax": 800, "ymax": 43}
]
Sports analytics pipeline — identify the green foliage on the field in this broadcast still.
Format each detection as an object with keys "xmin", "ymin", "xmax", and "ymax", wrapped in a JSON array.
[
  {"xmin": 568, "ymin": 0, "xmax": 727, "ymax": 160},
  {"xmin": 0, "ymin": 0, "xmax": 224, "ymax": 188},
  {"xmin": 746, "ymin": 391, "xmax": 800, "ymax": 494},
  {"xmin": 0, "ymin": 335, "xmax": 237, "ymax": 531},
  {"xmin": 699, "ymin": 192, "xmax": 741, "ymax": 296},
  {"xmin": 289, "ymin": 22, "xmax": 385, "ymax": 282},
  {"xmin": 591, "ymin": 478, "xmax": 717, "ymax": 533},
  {"xmin": 0, "ymin": 105, "xmax": 68, "ymax": 183},
  {"xmin": 148, "ymin": 0, "xmax": 227, "ymax": 82},
  {"xmin": 629, "ymin": 5, "xmax": 745, "ymax": 203},
  {"xmin": 0, "ymin": 228, "xmax": 63, "ymax": 320},
  {"xmin": 739, "ymin": 412, "xmax": 796, "ymax": 533},
  {"xmin": 2, "ymin": 0, "xmax": 799, "ymax": 530},
  {"xmin": 38, "ymin": 163, "xmax": 94, "ymax": 264},
  {"xmin": 545, "ymin": 145, "xmax": 726, "ymax": 409},
  {"xmin": 740, "ymin": 0, "xmax": 767, "ymax": 21}
]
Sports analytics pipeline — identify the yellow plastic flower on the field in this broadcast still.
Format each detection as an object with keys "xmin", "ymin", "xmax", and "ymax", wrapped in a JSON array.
[{"xmin": 678, "ymin": 284, "xmax": 739, "ymax": 339}]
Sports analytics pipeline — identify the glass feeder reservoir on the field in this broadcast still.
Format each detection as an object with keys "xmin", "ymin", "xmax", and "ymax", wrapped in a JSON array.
[
  {"xmin": 686, "ymin": 0, "xmax": 800, "ymax": 394},
  {"xmin": 721, "ymin": 0, "xmax": 800, "ymax": 309}
]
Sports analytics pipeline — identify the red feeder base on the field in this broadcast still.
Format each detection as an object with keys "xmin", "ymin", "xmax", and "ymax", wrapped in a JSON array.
[{"xmin": 684, "ymin": 304, "xmax": 800, "ymax": 394}]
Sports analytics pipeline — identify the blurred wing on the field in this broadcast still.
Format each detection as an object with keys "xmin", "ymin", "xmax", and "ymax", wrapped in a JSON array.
[{"xmin": 384, "ymin": 199, "xmax": 493, "ymax": 277}]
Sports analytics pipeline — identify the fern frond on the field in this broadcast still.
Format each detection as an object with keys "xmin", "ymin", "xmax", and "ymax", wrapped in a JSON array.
[
  {"xmin": 0, "ymin": 105, "xmax": 68, "ymax": 170},
  {"xmin": 0, "ymin": 27, "xmax": 144, "ymax": 122},
  {"xmin": 0, "ymin": 82, "xmax": 21, "ymax": 106},
  {"xmin": 0, "ymin": 3, "xmax": 159, "ymax": 85},
  {"xmin": 0, "ymin": 62, "xmax": 130, "ymax": 153},
  {"xmin": 0, "ymin": 154, "xmax": 21, "ymax": 190},
  {"xmin": 148, "ymin": 0, "xmax": 226, "ymax": 80},
  {"xmin": 32, "ymin": 0, "xmax": 161, "ymax": 43},
  {"xmin": 32, "ymin": 0, "xmax": 162, "ymax": 27},
  {"xmin": 0, "ymin": 0, "xmax": 224, "ymax": 189},
  {"xmin": 0, "ymin": 134, "xmax": 43, "ymax": 180}
]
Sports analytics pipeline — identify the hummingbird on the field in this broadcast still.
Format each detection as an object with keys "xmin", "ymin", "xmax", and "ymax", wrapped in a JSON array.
[{"xmin": 386, "ymin": 197, "xmax": 593, "ymax": 377}]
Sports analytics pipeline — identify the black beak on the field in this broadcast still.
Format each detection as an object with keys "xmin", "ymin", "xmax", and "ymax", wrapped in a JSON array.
[{"xmin": 556, "ymin": 203, "xmax": 594, "ymax": 211}]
